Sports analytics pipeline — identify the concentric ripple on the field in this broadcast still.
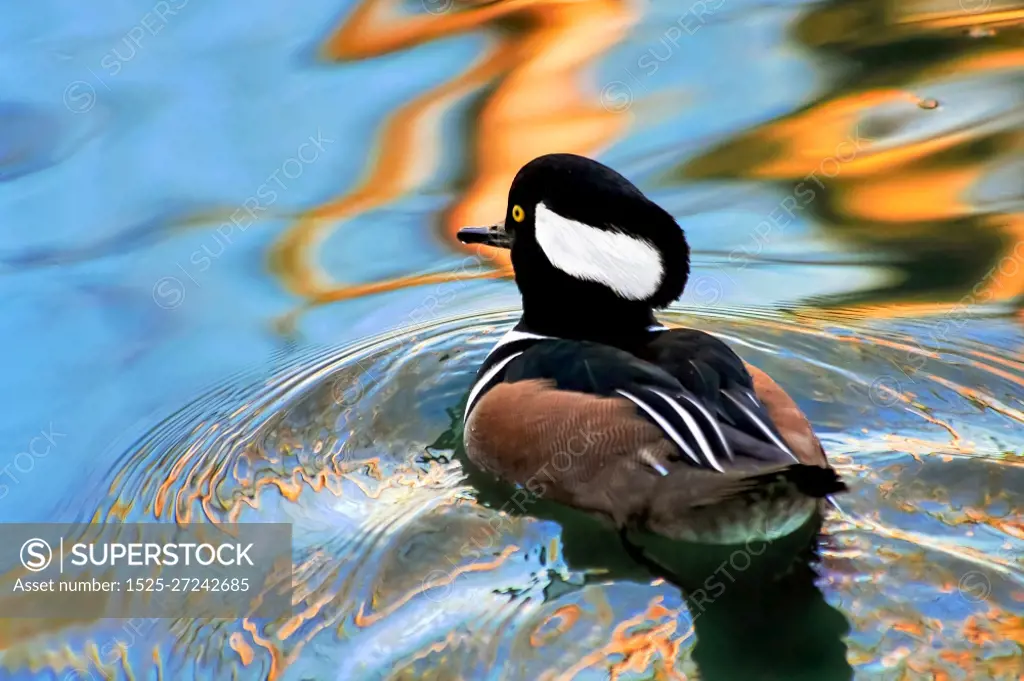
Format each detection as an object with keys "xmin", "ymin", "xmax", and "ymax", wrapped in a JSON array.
[{"xmin": 1, "ymin": 308, "xmax": 1021, "ymax": 680}]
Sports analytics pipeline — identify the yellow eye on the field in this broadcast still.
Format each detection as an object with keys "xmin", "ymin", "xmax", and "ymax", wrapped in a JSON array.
[{"xmin": 512, "ymin": 205, "xmax": 525, "ymax": 223}]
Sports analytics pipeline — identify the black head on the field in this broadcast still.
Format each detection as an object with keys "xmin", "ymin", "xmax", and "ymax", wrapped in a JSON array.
[{"xmin": 458, "ymin": 153, "xmax": 690, "ymax": 341}]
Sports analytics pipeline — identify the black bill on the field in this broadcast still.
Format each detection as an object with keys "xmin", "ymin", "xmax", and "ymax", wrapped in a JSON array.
[{"xmin": 456, "ymin": 221, "xmax": 512, "ymax": 249}]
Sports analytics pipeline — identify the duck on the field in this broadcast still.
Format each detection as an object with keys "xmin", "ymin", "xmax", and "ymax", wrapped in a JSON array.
[{"xmin": 456, "ymin": 153, "xmax": 847, "ymax": 562}]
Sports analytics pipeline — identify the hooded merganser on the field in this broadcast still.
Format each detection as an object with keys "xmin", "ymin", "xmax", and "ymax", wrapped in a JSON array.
[{"xmin": 457, "ymin": 153, "xmax": 847, "ymax": 550}]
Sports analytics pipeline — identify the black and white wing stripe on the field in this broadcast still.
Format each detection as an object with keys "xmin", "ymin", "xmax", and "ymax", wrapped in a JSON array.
[
  {"xmin": 720, "ymin": 386, "xmax": 798, "ymax": 463},
  {"xmin": 618, "ymin": 383, "xmax": 802, "ymax": 473},
  {"xmin": 615, "ymin": 386, "xmax": 733, "ymax": 473},
  {"xmin": 646, "ymin": 338, "xmax": 800, "ymax": 467}
]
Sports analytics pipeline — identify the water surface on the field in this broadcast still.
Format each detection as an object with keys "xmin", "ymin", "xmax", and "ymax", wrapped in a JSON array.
[{"xmin": 0, "ymin": 0, "xmax": 1021, "ymax": 679}]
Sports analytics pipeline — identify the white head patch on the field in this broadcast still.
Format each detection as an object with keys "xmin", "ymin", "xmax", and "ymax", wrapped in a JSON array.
[{"xmin": 533, "ymin": 202, "xmax": 664, "ymax": 300}]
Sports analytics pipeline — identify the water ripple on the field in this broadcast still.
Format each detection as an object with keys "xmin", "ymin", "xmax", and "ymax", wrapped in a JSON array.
[{"xmin": 1, "ymin": 308, "xmax": 1021, "ymax": 680}]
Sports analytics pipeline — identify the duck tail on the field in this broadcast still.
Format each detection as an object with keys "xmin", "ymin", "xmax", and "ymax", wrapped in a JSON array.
[
  {"xmin": 742, "ymin": 463, "xmax": 848, "ymax": 499},
  {"xmin": 673, "ymin": 463, "xmax": 847, "ymax": 511}
]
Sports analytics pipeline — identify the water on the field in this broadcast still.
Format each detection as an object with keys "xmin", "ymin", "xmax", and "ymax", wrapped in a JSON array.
[{"xmin": 0, "ymin": 0, "xmax": 1021, "ymax": 679}]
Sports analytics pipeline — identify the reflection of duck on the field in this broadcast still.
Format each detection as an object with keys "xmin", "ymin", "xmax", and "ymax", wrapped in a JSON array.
[
  {"xmin": 678, "ymin": 11, "xmax": 1024, "ymax": 319},
  {"xmin": 681, "ymin": 532, "xmax": 854, "ymax": 681},
  {"xmin": 469, "ymin": 478, "xmax": 853, "ymax": 680},
  {"xmin": 269, "ymin": 0, "xmax": 638, "ymax": 323}
]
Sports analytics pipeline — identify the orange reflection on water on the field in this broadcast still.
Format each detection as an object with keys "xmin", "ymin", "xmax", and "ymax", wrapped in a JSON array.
[
  {"xmin": 223, "ymin": 541, "xmax": 524, "ymax": 681},
  {"xmin": 270, "ymin": 0, "xmax": 636, "ymax": 321},
  {"xmin": 354, "ymin": 544, "xmax": 520, "ymax": 628},
  {"xmin": 530, "ymin": 604, "xmax": 582, "ymax": 647},
  {"xmin": 795, "ymin": 0, "xmax": 1024, "ymax": 48},
  {"xmin": 682, "ymin": 33, "xmax": 1024, "ymax": 319},
  {"xmin": 549, "ymin": 595, "xmax": 689, "ymax": 681}
]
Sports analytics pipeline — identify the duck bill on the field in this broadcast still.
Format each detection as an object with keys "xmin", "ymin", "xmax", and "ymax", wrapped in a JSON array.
[{"xmin": 457, "ymin": 221, "xmax": 512, "ymax": 249}]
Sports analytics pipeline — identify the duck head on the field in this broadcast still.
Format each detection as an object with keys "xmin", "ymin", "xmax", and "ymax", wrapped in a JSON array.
[{"xmin": 458, "ymin": 153, "xmax": 690, "ymax": 342}]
